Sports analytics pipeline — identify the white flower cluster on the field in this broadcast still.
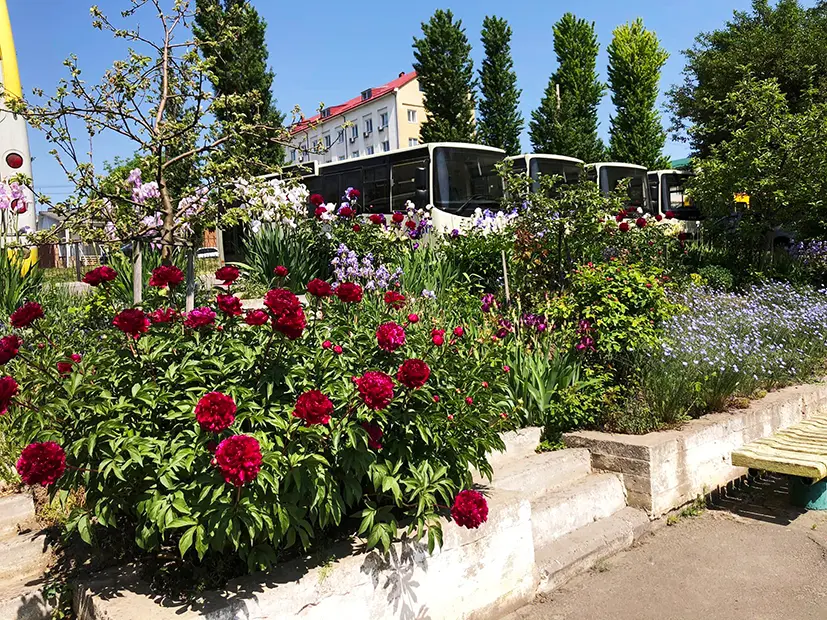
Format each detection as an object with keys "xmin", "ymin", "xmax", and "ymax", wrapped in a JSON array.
[
  {"xmin": 236, "ymin": 177, "xmax": 309, "ymax": 233},
  {"xmin": 472, "ymin": 207, "xmax": 518, "ymax": 236}
]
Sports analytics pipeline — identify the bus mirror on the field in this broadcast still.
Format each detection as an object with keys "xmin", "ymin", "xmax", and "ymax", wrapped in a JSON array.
[{"xmin": 415, "ymin": 168, "xmax": 427, "ymax": 189}]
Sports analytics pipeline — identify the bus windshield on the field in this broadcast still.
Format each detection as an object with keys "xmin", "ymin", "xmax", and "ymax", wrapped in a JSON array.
[
  {"xmin": 600, "ymin": 166, "xmax": 649, "ymax": 212},
  {"xmin": 530, "ymin": 158, "xmax": 581, "ymax": 185},
  {"xmin": 433, "ymin": 147, "xmax": 504, "ymax": 216}
]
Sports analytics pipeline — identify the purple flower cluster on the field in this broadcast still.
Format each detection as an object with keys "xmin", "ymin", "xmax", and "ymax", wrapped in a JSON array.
[
  {"xmin": 330, "ymin": 244, "xmax": 402, "ymax": 291},
  {"xmin": 789, "ymin": 241, "xmax": 827, "ymax": 270},
  {"xmin": 522, "ymin": 313, "xmax": 548, "ymax": 333}
]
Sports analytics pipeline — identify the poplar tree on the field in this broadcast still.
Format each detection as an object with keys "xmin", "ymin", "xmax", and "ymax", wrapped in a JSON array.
[
  {"xmin": 608, "ymin": 19, "xmax": 670, "ymax": 168},
  {"xmin": 530, "ymin": 13, "xmax": 605, "ymax": 162},
  {"xmin": 478, "ymin": 16, "xmax": 523, "ymax": 155},
  {"xmin": 413, "ymin": 9, "xmax": 477, "ymax": 143}
]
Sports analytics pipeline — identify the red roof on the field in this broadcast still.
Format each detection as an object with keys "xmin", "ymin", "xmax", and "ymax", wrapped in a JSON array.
[{"xmin": 291, "ymin": 71, "xmax": 417, "ymax": 134}]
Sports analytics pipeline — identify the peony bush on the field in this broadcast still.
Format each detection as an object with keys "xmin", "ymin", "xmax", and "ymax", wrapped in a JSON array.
[{"xmin": 0, "ymin": 268, "xmax": 510, "ymax": 570}]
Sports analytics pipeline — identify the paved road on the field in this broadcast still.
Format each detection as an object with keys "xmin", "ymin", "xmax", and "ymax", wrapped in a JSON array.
[{"xmin": 508, "ymin": 476, "xmax": 827, "ymax": 620}]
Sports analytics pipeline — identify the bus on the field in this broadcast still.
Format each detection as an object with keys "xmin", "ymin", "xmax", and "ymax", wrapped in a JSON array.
[
  {"xmin": 0, "ymin": 0, "xmax": 35, "ymax": 246},
  {"xmin": 648, "ymin": 169, "xmax": 700, "ymax": 220},
  {"xmin": 506, "ymin": 154, "xmax": 584, "ymax": 193},
  {"xmin": 586, "ymin": 162, "xmax": 652, "ymax": 214},
  {"xmin": 303, "ymin": 142, "xmax": 506, "ymax": 232}
]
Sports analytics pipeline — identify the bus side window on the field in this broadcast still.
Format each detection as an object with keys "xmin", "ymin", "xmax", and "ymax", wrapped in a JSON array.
[
  {"xmin": 391, "ymin": 160, "xmax": 427, "ymax": 211},
  {"xmin": 322, "ymin": 174, "xmax": 340, "ymax": 204},
  {"xmin": 364, "ymin": 164, "xmax": 390, "ymax": 213}
]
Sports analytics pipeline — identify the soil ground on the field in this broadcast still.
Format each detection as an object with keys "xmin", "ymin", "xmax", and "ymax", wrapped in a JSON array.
[{"xmin": 507, "ymin": 475, "xmax": 827, "ymax": 620}]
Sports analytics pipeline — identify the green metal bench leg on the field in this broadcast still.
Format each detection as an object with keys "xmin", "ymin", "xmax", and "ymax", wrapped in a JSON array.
[{"xmin": 789, "ymin": 476, "xmax": 827, "ymax": 510}]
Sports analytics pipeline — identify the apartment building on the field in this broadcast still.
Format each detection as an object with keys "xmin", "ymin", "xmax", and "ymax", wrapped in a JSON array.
[{"xmin": 288, "ymin": 71, "xmax": 424, "ymax": 164}]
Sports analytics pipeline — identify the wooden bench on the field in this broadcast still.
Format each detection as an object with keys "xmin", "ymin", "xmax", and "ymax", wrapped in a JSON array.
[{"xmin": 732, "ymin": 414, "xmax": 827, "ymax": 509}]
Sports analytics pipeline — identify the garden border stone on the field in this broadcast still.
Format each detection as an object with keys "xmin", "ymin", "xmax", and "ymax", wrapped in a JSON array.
[
  {"xmin": 564, "ymin": 382, "xmax": 827, "ymax": 516},
  {"xmin": 75, "ymin": 489, "xmax": 536, "ymax": 620}
]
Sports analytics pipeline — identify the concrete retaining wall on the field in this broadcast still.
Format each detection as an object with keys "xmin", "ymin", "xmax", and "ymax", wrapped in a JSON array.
[
  {"xmin": 76, "ymin": 490, "xmax": 536, "ymax": 620},
  {"xmin": 565, "ymin": 383, "xmax": 827, "ymax": 517}
]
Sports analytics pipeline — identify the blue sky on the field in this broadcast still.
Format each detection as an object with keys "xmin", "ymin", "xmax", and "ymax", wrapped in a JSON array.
[{"xmin": 8, "ymin": 0, "xmax": 788, "ymax": 198}]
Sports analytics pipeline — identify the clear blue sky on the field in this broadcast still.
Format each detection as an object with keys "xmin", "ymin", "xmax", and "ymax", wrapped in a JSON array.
[{"xmin": 8, "ymin": 0, "xmax": 795, "ymax": 200}]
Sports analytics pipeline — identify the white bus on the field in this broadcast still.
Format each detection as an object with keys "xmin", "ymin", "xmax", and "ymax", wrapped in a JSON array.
[
  {"xmin": 506, "ymin": 154, "xmax": 584, "ymax": 192},
  {"xmin": 586, "ymin": 162, "xmax": 652, "ymax": 214}
]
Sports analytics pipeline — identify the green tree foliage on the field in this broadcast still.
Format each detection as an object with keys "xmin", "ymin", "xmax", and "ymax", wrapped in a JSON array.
[
  {"xmin": 477, "ymin": 16, "xmax": 523, "ymax": 155},
  {"xmin": 668, "ymin": 0, "xmax": 827, "ymax": 156},
  {"xmin": 413, "ymin": 9, "xmax": 477, "ymax": 143},
  {"xmin": 195, "ymin": 0, "xmax": 285, "ymax": 170},
  {"xmin": 690, "ymin": 75, "xmax": 827, "ymax": 240},
  {"xmin": 607, "ymin": 19, "xmax": 670, "ymax": 169},
  {"xmin": 529, "ymin": 13, "xmax": 605, "ymax": 162}
]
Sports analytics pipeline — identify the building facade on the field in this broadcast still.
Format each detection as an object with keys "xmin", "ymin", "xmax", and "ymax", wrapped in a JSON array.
[{"xmin": 288, "ymin": 71, "xmax": 425, "ymax": 165}]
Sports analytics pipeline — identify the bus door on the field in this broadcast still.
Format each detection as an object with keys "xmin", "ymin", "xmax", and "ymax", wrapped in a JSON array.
[{"xmin": 391, "ymin": 159, "xmax": 428, "ymax": 212}]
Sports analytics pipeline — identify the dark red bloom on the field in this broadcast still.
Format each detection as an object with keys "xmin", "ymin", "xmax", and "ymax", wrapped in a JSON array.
[
  {"xmin": 432, "ymin": 395, "xmax": 440, "ymax": 403},
  {"xmin": 405, "ymin": 220, "xmax": 416, "ymax": 230},
  {"xmin": 376, "ymin": 322, "xmax": 406, "ymax": 352},
  {"xmin": 244, "ymin": 309, "xmax": 269, "ymax": 326},
  {"xmin": 310, "ymin": 193, "xmax": 325, "ymax": 207},
  {"xmin": 356, "ymin": 371, "xmax": 394, "ymax": 410},
  {"xmin": 214, "ymin": 435, "xmax": 262, "ymax": 486},
  {"xmin": 215, "ymin": 265, "xmax": 240, "ymax": 285},
  {"xmin": 195, "ymin": 392, "xmax": 237, "ymax": 433},
  {"xmin": 274, "ymin": 307, "xmax": 306, "ymax": 340},
  {"xmin": 397, "ymin": 359, "xmax": 430, "ymax": 389},
  {"xmin": 635, "ymin": 217, "xmax": 647, "ymax": 228},
  {"xmin": 339, "ymin": 206, "xmax": 354, "ymax": 218},
  {"xmin": 183, "ymin": 307, "xmax": 217, "ymax": 329},
  {"xmin": 82, "ymin": 265, "xmax": 117, "ymax": 286},
  {"xmin": 264, "ymin": 288, "xmax": 301, "ymax": 317},
  {"xmin": 347, "ymin": 188, "xmax": 361, "ymax": 201},
  {"xmin": 307, "ymin": 279, "xmax": 333, "ymax": 298},
  {"xmin": 615, "ymin": 213, "xmax": 625, "ymax": 223},
  {"xmin": 465, "ymin": 396, "xmax": 474, "ymax": 405},
  {"xmin": 148, "ymin": 265, "xmax": 184, "ymax": 289},
  {"xmin": 431, "ymin": 329, "xmax": 445, "ymax": 346},
  {"xmin": 274, "ymin": 265, "xmax": 289, "ymax": 278},
  {"xmin": 314, "ymin": 206, "xmax": 327, "ymax": 218},
  {"xmin": 352, "ymin": 224, "xmax": 362, "ymax": 232},
  {"xmin": 57, "ymin": 361, "xmax": 74, "ymax": 376},
  {"xmin": 392, "ymin": 212, "xmax": 404, "ymax": 224},
  {"xmin": 70, "ymin": 353, "xmax": 82, "ymax": 363},
  {"xmin": 655, "ymin": 214, "xmax": 663, "ymax": 222},
  {"xmin": 16, "ymin": 442, "xmax": 66, "ymax": 486},
  {"xmin": 10, "ymin": 302, "xmax": 44, "ymax": 328},
  {"xmin": 384, "ymin": 291, "xmax": 406, "ymax": 309},
  {"xmin": 335, "ymin": 282, "xmax": 363, "ymax": 303},
  {"xmin": 369, "ymin": 214, "xmax": 384, "ymax": 225},
  {"xmin": 407, "ymin": 313, "xmax": 419, "ymax": 324},
  {"xmin": 453, "ymin": 326, "xmax": 465, "ymax": 338},
  {"xmin": 618, "ymin": 222, "xmax": 630, "ymax": 232},
  {"xmin": 150, "ymin": 307, "xmax": 178, "ymax": 324},
  {"xmin": 0, "ymin": 335, "xmax": 22, "ymax": 365},
  {"xmin": 451, "ymin": 490, "xmax": 489, "ymax": 529},
  {"xmin": 322, "ymin": 340, "xmax": 332, "ymax": 349},
  {"xmin": 217, "ymin": 293, "xmax": 243, "ymax": 317},
  {"xmin": 293, "ymin": 390, "xmax": 333, "ymax": 426},
  {"xmin": 665, "ymin": 210, "xmax": 676, "ymax": 219},
  {"xmin": 0, "ymin": 375, "xmax": 18, "ymax": 415},
  {"xmin": 361, "ymin": 422, "xmax": 383, "ymax": 450},
  {"xmin": 333, "ymin": 345, "xmax": 343, "ymax": 355},
  {"xmin": 113, "ymin": 308, "xmax": 150, "ymax": 339},
  {"xmin": 678, "ymin": 232, "xmax": 689, "ymax": 241}
]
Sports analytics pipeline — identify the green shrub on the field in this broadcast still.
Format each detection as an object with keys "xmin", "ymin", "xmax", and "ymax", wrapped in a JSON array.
[
  {"xmin": 0, "ymin": 250, "xmax": 43, "ymax": 317},
  {"xmin": 697, "ymin": 265, "xmax": 734, "ymax": 291}
]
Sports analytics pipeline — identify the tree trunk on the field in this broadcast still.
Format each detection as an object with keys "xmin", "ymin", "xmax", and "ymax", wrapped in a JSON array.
[{"xmin": 133, "ymin": 240, "xmax": 143, "ymax": 305}]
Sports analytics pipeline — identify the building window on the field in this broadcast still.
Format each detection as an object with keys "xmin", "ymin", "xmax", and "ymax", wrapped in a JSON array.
[
  {"xmin": 352, "ymin": 150, "xmax": 360, "ymax": 158},
  {"xmin": 338, "ymin": 155, "xmax": 346, "ymax": 161},
  {"xmin": 407, "ymin": 109, "xmax": 417, "ymax": 123},
  {"xmin": 321, "ymin": 107, "xmax": 332, "ymax": 118},
  {"xmin": 408, "ymin": 138, "xmax": 419, "ymax": 147},
  {"xmin": 323, "ymin": 134, "xmax": 332, "ymax": 148},
  {"xmin": 379, "ymin": 110, "xmax": 389, "ymax": 129},
  {"xmin": 290, "ymin": 149, "xmax": 297, "ymax": 162},
  {"xmin": 366, "ymin": 146, "xmax": 375, "ymax": 155},
  {"xmin": 364, "ymin": 117, "xmax": 373, "ymax": 134},
  {"xmin": 382, "ymin": 140, "xmax": 390, "ymax": 152},
  {"xmin": 337, "ymin": 128, "xmax": 345, "ymax": 142},
  {"xmin": 361, "ymin": 88, "xmax": 372, "ymax": 101},
  {"xmin": 351, "ymin": 125, "xmax": 358, "ymax": 140}
]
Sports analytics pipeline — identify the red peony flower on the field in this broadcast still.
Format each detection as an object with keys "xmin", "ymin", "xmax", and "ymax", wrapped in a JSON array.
[
  {"xmin": 451, "ymin": 490, "xmax": 489, "ymax": 529},
  {"xmin": 245, "ymin": 309, "xmax": 269, "ymax": 326},
  {"xmin": 665, "ymin": 210, "xmax": 676, "ymax": 219},
  {"xmin": 148, "ymin": 265, "xmax": 184, "ymax": 289},
  {"xmin": 322, "ymin": 340, "xmax": 332, "ymax": 349},
  {"xmin": 216, "ymin": 293, "xmax": 243, "ymax": 317},
  {"xmin": 361, "ymin": 422, "xmax": 383, "ymax": 450},
  {"xmin": 273, "ymin": 307, "xmax": 306, "ymax": 340},
  {"xmin": 347, "ymin": 188, "xmax": 361, "ymax": 201},
  {"xmin": 392, "ymin": 212, "xmax": 404, "ymax": 224},
  {"xmin": 397, "ymin": 359, "xmax": 430, "ymax": 389},
  {"xmin": 503, "ymin": 365, "xmax": 511, "ymax": 373},
  {"xmin": 655, "ymin": 214, "xmax": 663, "ymax": 222},
  {"xmin": 0, "ymin": 335, "xmax": 22, "ymax": 365},
  {"xmin": 335, "ymin": 282, "xmax": 363, "ymax": 303},
  {"xmin": 195, "ymin": 392, "xmax": 237, "ymax": 433},
  {"xmin": 57, "ymin": 361, "xmax": 74, "ymax": 376},
  {"xmin": 215, "ymin": 265, "xmax": 240, "ymax": 285},
  {"xmin": 310, "ymin": 193, "xmax": 325, "ymax": 207},
  {"xmin": 10, "ymin": 302, "xmax": 44, "ymax": 328},
  {"xmin": 333, "ymin": 345, "xmax": 343, "ymax": 355},
  {"xmin": 150, "ymin": 307, "xmax": 178, "ymax": 324},
  {"xmin": 113, "ymin": 308, "xmax": 150, "ymax": 339},
  {"xmin": 314, "ymin": 206, "xmax": 327, "ymax": 219},
  {"xmin": 615, "ymin": 213, "xmax": 625, "ymax": 223},
  {"xmin": 678, "ymin": 232, "xmax": 689, "ymax": 241},
  {"xmin": 376, "ymin": 322, "xmax": 406, "ymax": 352},
  {"xmin": 339, "ymin": 206, "xmax": 354, "ymax": 218},
  {"xmin": 274, "ymin": 265, "xmax": 289, "ymax": 278},
  {"xmin": 184, "ymin": 307, "xmax": 217, "ymax": 329},
  {"xmin": 369, "ymin": 214, "xmax": 384, "ymax": 225},
  {"xmin": 432, "ymin": 395, "xmax": 440, "ymax": 403},
  {"xmin": 264, "ymin": 288, "xmax": 301, "ymax": 317},
  {"xmin": 636, "ymin": 217, "xmax": 647, "ymax": 228},
  {"xmin": 465, "ymin": 396, "xmax": 474, "ymax": 405},
  {"xmin": 407, "ymin": 313, "xmax": 419, "ymax": 324},
  {"xmin": 405, "ymin": 220, "xmax": 416, "ymax": 230},
  {"xmin": 352, "ymin": 224, "xmax": 362, "ymax": 232},
  {"xmin": 0, "ymin": 375, "xmax": 18, "ymax": 415},
  {"xmin": 82, "ymin": 265, "xmax": 117, "ymax": 287},
  {"xmin": 431, "ymin": 329, "xmax": 445, "ymax": 346},
  {"xmin": 453, "ymin": 326, "xmax": 465, "ymax": 338},
  {"xmin": 618, "ymin": 222, "xmax": 630, "ymax": 232},
  {"xmin": 70, "ymin": 353, "xmax": 82, "ymax": 363},
  {"xmin": 16, "ymin": 442, "xmax": 66, "ymax": 486},
  {"xmin": 293, "ymin": 390, "xmax": 333, "ymax": 426},
  {"xmin": 384, "ymin": 291, "xmax": 406, "ymax": 309},
  {"xmin": 307, "ymin": 278, "xmax": 333, "ymax": 298},
  {"xmin": 356, "ymin": 371, "xmax": 394, "ymax": 410},
  {"xmin": 214, "ymin": 435, "xmax": 262, "ymax": 486}
]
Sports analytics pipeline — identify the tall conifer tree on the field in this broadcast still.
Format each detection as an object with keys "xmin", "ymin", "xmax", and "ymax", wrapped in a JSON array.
[{"xmin": 478, "ymin": 16, "xmax": 523, "ymax": 155}]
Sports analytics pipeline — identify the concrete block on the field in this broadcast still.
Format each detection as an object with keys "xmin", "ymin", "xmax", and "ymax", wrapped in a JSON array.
[
  {"xmin": 487, "ymin": 427, "xmax": 542, "ymax": 471},
  {"xmin": 77, "ymin": 490, "xmax": 537, "ymax": 620},
  {"xmin": 0, "ymin": 493, "xmax": 36, "ymax": 539},
  {"xmin": 485, "ymin": 448, "xmax": 591, "ymax": 499},
  {"xmin": 0, "ymin": 574, "xmax": 54, "ymax": 620},
  {"xmin": 0, "ymin": 531, "xmax": 50, "ymax": 581}
]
